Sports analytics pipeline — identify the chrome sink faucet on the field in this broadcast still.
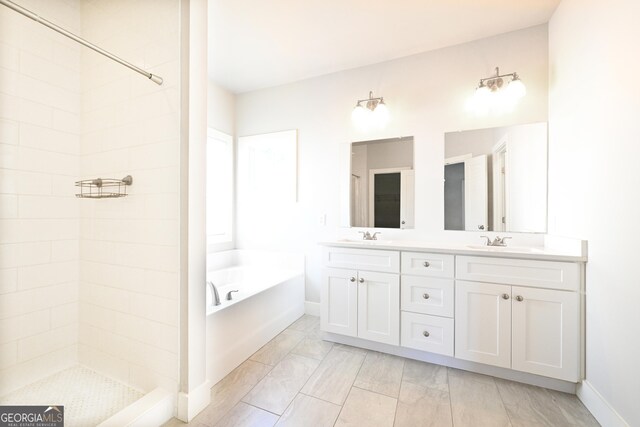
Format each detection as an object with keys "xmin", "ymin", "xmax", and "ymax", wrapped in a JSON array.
[
  {"xmin": 359, "ymin": 231, "xmax": 381, "ymax": 240},
  {"xmin": 481, "ymin": 235, "xmax": 512, "ymax": 247}
]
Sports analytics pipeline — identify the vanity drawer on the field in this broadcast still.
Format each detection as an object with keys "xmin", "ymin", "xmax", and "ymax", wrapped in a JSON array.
[
  {"xmin": 456, "ymin": 256, "xmax": 580, "ymax": 291},
  {"xmin": 401, "ymin": 312, "xmax": 454, "ymax": 356},
  {"xmin": 401, "ymin": 252, "xmax": 454, "ymax": 278},
  {"xmin": 401, "ymin": 276, "xmax": 454, "ymax": 317},
  {"xmin": 323, "ymin": 247, "xmax": 400, "ymax": 273}
]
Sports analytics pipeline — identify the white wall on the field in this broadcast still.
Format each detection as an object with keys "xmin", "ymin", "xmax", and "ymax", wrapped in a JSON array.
[
  {"xmin": 207, "ymin": 80, "xmax": 235, "ymax": 135},
  {"xmin": 236, "ymin": 25, "xmax": 549, "ymax": 303},
  {"xmin": 0, "ymin": 0, "xmax": 81, "ymax": 395},
  {"xmin": 79, "ymin": 0, "xmax": 182, "ymax": 394},
  {"xmin": 548, "ymin": 0, "xmax": 640, "ymax": 425}
]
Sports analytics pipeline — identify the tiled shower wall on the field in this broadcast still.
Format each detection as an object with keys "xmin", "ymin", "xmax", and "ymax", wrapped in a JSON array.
[
  {"xmin": 78, "ymin": 0, "xmax": 181, "ymax": 393},
  {"xmin": 0, "ymin": 0, "xmax": 81, "ymax": 395}
]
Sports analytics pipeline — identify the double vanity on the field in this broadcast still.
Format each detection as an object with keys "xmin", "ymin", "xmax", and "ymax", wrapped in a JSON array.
[{"xmin": 319, "ymin": 238, "xmax": 586, "ymax": 388}]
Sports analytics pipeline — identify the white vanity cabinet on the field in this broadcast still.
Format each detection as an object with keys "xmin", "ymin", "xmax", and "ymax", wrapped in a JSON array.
[
  {"xmin": 320, "ymin": 242, "xmax": 585, "ymax": 385},
  {"xmin": 455, "ymin": 256, "xmax": 580, "ymax": 382},
  {"xmin": 321, "ymin": 247, "xmax": 400, "ymax": 345},
  {"xmin": 400, "ymin": 252, "xmax": 455, "ymax": 356}
]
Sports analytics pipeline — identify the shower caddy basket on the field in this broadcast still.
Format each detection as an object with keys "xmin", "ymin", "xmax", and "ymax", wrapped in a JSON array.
[{"xmin": 75, "ymin": 175, "xmax": 133, "ymax": 199}]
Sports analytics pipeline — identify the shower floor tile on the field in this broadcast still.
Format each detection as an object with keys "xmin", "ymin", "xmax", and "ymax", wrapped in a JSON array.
[{"xmin": 0, "ymin": 365, "xmax": 143, "ymax": 426}]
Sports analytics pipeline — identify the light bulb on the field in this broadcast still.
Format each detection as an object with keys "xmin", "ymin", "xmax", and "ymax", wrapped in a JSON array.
[
  {"xmin": 372, "ymin": 100, "xmax": 389, "ymax": 127},
  {"xmin": 469, "ymin": 85, "xmax": 490, "ymax": 115},
  {"xmin": 351, "ymin": 104, "xmax": 368, "ymax": 128},
  {"xmin": 506, "ymin": 78, "xmax": 526, "ymax": 99}
]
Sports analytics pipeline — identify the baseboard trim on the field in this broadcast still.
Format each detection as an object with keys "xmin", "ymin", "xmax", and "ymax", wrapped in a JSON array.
[
  {"xmin": 304, "ymin": 301, "xmax": 320, "ymax": 316},
  {"xmin": 577, "ymin": 380, "xmax": 629, "ymax": 427},
  {"xmin": 177, "ymin": 380, "xmax": 211, "ymax": 422}
]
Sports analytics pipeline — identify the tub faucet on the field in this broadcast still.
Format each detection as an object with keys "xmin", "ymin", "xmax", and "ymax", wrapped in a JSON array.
[
  {"xmin": 208, "ymin": 281, "xmax": 221, "ymax": 306},
  {"xmin": 226, "ymin": 290, "xmax": 239, "ymax": 301}
]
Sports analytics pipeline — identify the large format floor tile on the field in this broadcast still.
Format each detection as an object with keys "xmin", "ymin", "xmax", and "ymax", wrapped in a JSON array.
[
  {"xmin": 335, "ymin": 387, "xmax": 397, "ymax": 427},
  {"xmin": 353, "ymin": 351, "xmax": 404, "ymax": 398},
  {"xmin": 290, "ymin": 328, "xmax": 334, "ymax": 361},
  {"xmin": 275, "ymin": 393, "xmax": 341, "ymax": 427},
  {"xmin": 394, "ymin": 381, "xmax": 453, "ymax": 427},
  {"xmin": 401, "ymin": 359, "xmax": 448, "ymax": 390},
  {"xmin": 163, "ymin": 314, "xmax": 600, "ymax": 427},
  {"xmin": 243, "ymin": 353, "xmax": 320, "ymax": 415},
  {"xmin": 193, "ymin": 360, "xmax": 273, "ymax": 426},
  {"xmin": 213, "ymin": 402, "xmax": 278, "ymax": 427},
  {"xmin": 250, "ymin": 329, "xmax": 306, "ymax": 366},
  {"xmin": 448, "ymin": 368, "xmax": 512, "ymax": 427},
  {"xmin": 496, "ymin": 378, "xmax": 599, "ymax": 427},
  {"xmin": 300, "ymin": 346, "xmax": 365, "ymax": 405}
]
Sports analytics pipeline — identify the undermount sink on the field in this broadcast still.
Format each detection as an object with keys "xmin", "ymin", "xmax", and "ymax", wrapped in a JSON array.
[
  {"xmin": 337, "ymin": 238, "xmax": 394, "ymax": 245},
  {"xmin": 466, "ymin": 244, "xmax": 542, "ymax": 253}
]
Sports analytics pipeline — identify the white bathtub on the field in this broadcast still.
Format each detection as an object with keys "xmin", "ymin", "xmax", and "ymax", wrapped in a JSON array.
[{"xmin": 205, "ymin": 250, "xmax": 305, "ymax": 386}]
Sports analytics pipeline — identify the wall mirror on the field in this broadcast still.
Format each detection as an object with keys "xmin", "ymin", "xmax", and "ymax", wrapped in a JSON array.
[
  {"xmin": 444, "ymin": 122, "xmax": 547, "ymax": 233},
  {"xmin": 350, "ymin": 137, "xmax": 414, "ymax": 229}
]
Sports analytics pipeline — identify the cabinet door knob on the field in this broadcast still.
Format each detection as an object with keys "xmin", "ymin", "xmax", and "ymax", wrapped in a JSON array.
[
  {"xmin": 358, "ymin": 278, "xmax": 365, "ymax": 283},
  {"xmin": 423, "ymin": 261, "xmax": 430, "ymax": 267},
  {"xmin": 478, "ymin": 225, "xmax": 485, "ymax": 230},
  {"xmin": 349, "ymin": 277, "xmax": 356, "ymax": 282},
  {"xmin": 401, "ymin": 220, "xmax": 406, "ymax": 224},
  {"xmin": 502, "ymin": 293, "xmax": 510, "ymax": 300},
  {"xmin": 516, "ymin": 295, "xmax": 524, "ymax": 302},
  {"xmin": 423, "ymin": 331, "xmax": 430, "ymax": 337},
  {"xmin": 422, "ymin": 293, "xmax": 430, "ymax": 299}
]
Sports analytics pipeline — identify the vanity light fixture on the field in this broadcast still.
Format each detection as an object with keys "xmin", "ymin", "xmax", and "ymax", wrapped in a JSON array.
[
  {"xmin": 352, "ymin": 91, "xmax": 389, "ymax": 130},
  {"xmin": 468, "ymin": 67, "xmax": 526, "ymax": 115}
]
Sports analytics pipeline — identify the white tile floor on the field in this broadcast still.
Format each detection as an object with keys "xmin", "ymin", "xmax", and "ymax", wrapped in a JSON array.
[
  {"xmin": 164, "ymin": 315, "xmax": 600, "ymax": 427},
  {"xmin": 0, "ymin": 365, "xmax": 143, "ymax": 426}
]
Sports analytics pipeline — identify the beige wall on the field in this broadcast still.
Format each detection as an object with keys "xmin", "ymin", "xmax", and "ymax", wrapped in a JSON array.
[{"xmin": 548, "ymin": 0, "xmax": 640, "ymax": 425}]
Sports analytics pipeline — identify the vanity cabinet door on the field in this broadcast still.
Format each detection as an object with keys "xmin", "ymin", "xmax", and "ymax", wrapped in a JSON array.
[
  {"xmin": 511, "ymin": 286, "xmax": 579, "ymax": 382},
  {"xmin": 321, "ymin": 268, "xmax": 358, "ymax": 337},
  {"xmin": 357, "ymin": 271, "xmax": 400, "ymax": 345},
  {"xmin": 455, "ymin": 280, "xmax": 512, "ymax": 368}
]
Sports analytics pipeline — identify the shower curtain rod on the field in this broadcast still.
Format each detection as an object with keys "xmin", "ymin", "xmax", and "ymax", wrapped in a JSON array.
[{"xmin": 0, "ymin": 0, "xmax": 163, "ymax": 85}]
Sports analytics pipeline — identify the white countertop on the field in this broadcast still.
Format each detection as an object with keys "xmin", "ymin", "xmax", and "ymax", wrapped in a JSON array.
[{"xmin": 319, "ymin": 238, "xmax": 587, "ymax": 262}]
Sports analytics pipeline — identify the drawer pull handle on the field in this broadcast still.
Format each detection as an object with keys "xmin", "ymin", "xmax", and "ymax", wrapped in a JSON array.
[
  {"xmin": 423, "ymin": 331, "xmax": 430, "ymax": 337},
  {"xmin": 502, "ymin": 293, "xmax": 510, "ymax": 300},
  {"xmin": 516, "ymin": 295, "xmax": 524, "ymax": 302},
  {"xmin": 358, "ymin": 278, "xmax": 365, "ymax": 283},
  {"xmin": 422, "ymin": 293, "xmax": 430, "ymax": 299},
  {"xmin": 423, "ymin": 261, "xmax": 430, "ymax": 267},
  {"xmin": 349, "ymin": 277, "xmax": 356, "ymax": 282}
]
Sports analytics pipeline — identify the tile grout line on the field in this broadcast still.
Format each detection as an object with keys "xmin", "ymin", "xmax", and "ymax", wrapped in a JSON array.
[
  {"xmin": 237, "ymin": 316, "xmax": 321, "ymax": 426},
  {"xmin": 332, "ymin": 348, "xmax": 369, "ymax": 426},
  {"xmin": 391, "ymin": 357, "xmax": 407, "ymax": 427},
  {"xmin": 445, "ymin": 367, "xmax": 455, "ymax": 427},
  {"xmin": 488, "ymin": 374, "xmax": 514, "ymax": 427}
]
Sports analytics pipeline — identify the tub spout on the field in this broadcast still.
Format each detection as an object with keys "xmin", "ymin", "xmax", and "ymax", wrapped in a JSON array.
[{"xmin": 208, "ymin": 281, "xmax": 221, "ymax": 306}]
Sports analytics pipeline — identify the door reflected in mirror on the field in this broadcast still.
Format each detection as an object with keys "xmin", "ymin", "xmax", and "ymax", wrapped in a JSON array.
[
  {"xmin": 351, "ymin": 137, "xmax": 414, "ymax": 229},
  {"xmin": 444, "ymin": 123, "xmax": 547, "ymax": 233}
]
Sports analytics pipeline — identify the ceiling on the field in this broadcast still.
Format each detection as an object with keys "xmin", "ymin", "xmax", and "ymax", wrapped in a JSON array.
[{"xmin": 208, "ymin": 0, "xmax": 561, "ymax": 94}]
